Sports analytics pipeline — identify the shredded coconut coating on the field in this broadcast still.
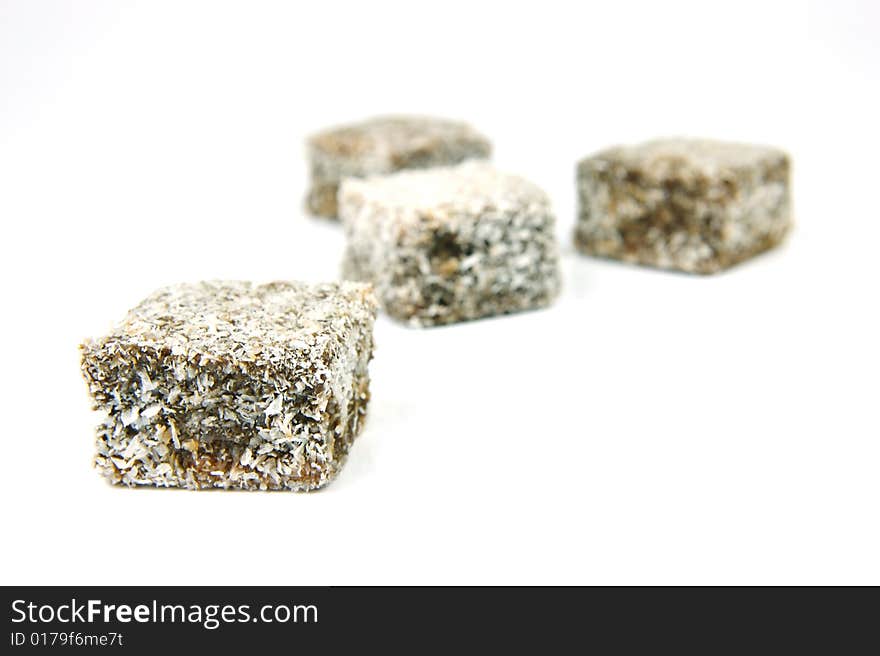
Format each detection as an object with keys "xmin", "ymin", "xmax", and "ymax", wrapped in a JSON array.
[
  {"xmin": 305, "ymin": 115, "xmax": 491, "ymax": 219},
  {"xmin": 80, "ymin": 281, "xmax": 377, "ymax": 491},
  {"xmin": 340, "ymin": 161, "xmax": 561, "ymax": 326},
  {"xmin": 575, "ymin": 138, "xmax": 792, "ymax": 273}
]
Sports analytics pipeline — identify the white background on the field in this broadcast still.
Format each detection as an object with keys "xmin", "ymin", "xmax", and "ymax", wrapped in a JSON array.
[{"xmin": 1, "ymin": 0, "xmax": 878, "ymax": 585}]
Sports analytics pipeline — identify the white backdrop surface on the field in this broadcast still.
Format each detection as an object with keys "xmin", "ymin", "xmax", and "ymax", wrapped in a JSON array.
[{"xmin": 1, "ymin": 0, "xmax": 878, "ymax": 584}]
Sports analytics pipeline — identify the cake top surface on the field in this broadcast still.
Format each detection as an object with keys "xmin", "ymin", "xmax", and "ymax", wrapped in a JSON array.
[
  {"xmin": 583, "ymin": 138, "xmax": 788, "ymax": 176},
  {"xmin": 340, "ymin": 161, "xmax": 548, "ymax": 217},
  {"xmin": 308, "ymin": 115, "xmax": 490, "ymax": 158},
  {"xmin": 84, "ymin": 281, "xmax": 376, "ymax": 366}
]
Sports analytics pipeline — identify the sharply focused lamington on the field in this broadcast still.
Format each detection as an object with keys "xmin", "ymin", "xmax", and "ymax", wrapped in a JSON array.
[{"xmin": 80, "ymin": 281, "xmax": 377, "ymax": 491}]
